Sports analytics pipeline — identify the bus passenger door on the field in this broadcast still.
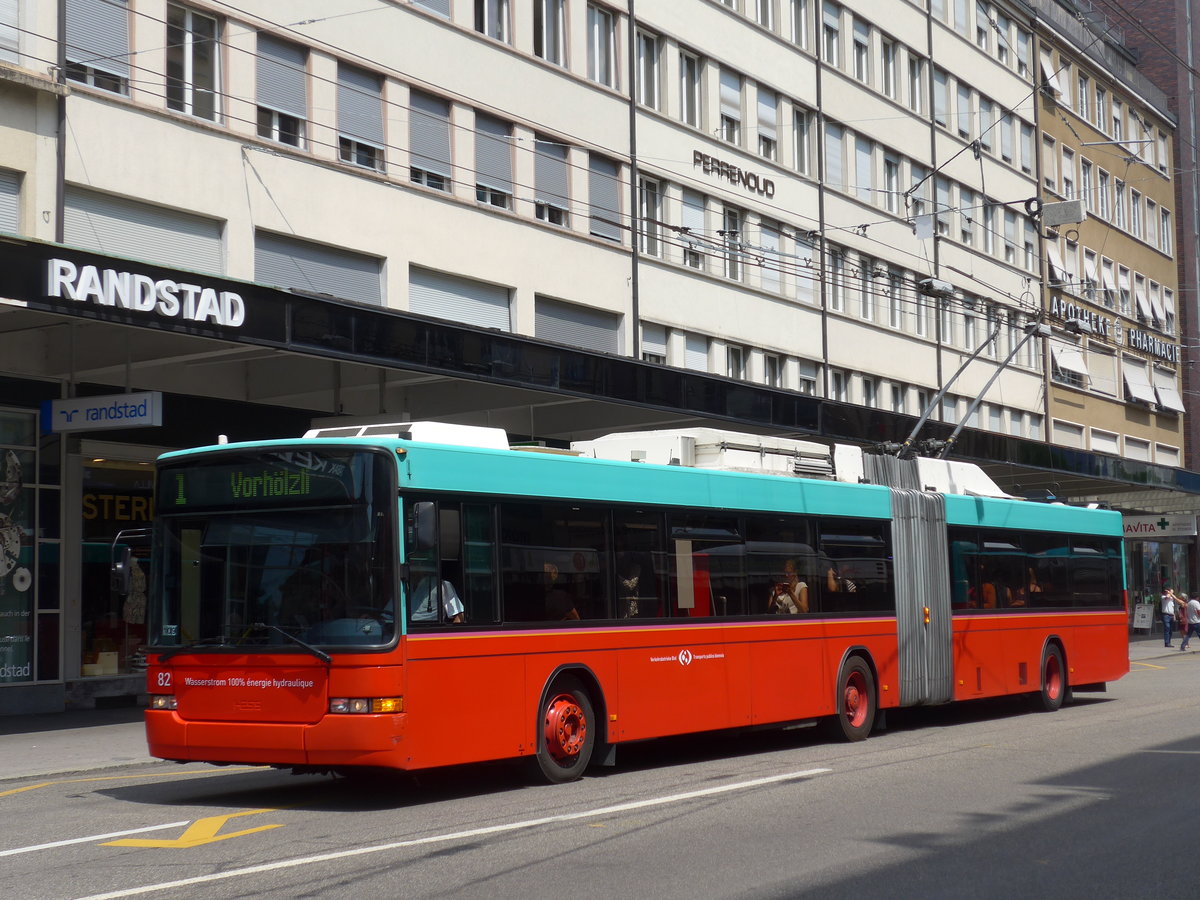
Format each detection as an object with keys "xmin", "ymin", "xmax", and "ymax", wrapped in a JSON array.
[{"xmin": 891, "ymin": 490, "xmax": 953, "ymax": 705}]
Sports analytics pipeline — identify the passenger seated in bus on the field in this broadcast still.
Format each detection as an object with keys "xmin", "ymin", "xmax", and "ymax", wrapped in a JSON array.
[
  {"xmin": 768, "ymin": 559, "xmax": 808, "ymax": 614},
  {"xmin": 826, "ymin": 562, "xmax": 857, "ymax": 593},
  {"xmin": 410, "ymin": 575, "xmax": 465, "ymax": 624},
  {"xmin": 543, "ymin": 562, "xmax": 580, "ymax": 620}
]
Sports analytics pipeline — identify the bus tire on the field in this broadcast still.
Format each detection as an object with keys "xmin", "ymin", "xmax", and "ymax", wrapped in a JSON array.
[
  {"xmin": 533, "ymin": 676, "xmax": 595, "ymax": 784},
  {"xmin": 831, "ymin": 656, "xmax": 876, "ymax": 742},
  {"xmin": 1038, "ymin": 644, "xmax": 1066, "ymax": 712}
]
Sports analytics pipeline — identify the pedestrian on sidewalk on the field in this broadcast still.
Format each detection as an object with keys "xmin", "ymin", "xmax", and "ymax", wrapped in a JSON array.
[
  {"xmin": 1181, "ymin": 594, "xmax": 1200, "ymax": 651},
  {"xmin": 1162, "ymin": 586, "xmax": 1179, "ymax": 647}
]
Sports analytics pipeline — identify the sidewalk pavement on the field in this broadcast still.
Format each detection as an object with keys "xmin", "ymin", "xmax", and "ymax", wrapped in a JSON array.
[{"xmin": 0, "ymin": 634, "xmax": 1192, "ymax": 783}]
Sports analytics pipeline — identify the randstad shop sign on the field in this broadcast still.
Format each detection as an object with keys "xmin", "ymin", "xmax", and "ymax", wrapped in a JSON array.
[
  {"xmin": 46, "ymin": 258, "xmax": 246, "ymax": 327},
  {"xmin": 45, "ymin": 391, "xmax": 163, "ymax": 433}
]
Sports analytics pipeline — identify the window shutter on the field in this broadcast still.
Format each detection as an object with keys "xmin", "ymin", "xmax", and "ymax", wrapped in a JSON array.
[
  {"xmin": 409, "ymin": 92, "xmax": 452, "ymax": 178},
  {"xmin": 412, "ymin": 0, "xmax": 450, "ymax": 17},
  {"xmin": 65, "ymin": 0, "xmax": 129, "ymax": 78},
  {"xmin": 684, "ymin": 333, "xmax": 709, "ymax": 371},
  {"xmin": 0, "ymin": 169, "xmax": 17, "ymax": 234},
  {"xmin": 257, "ymin": 35, "xmax": 307, "ymax": 118},
  {"xmin": 474, "ymin": 113, "xmax": 513, "ymax": 194},
  {"xmin": 720, "ymin": 69, "xmax": 741, "ymax": 121},
  {"xmin": 588, "ymin": 155, "xmax": 621, "ymax": 240},
  {"xmin": 255, "ymin": 231, "xmax": 381, "ymax": 305},
  {"xmin": 757, "ymin": 89, "xmax": 777, "ymax": 140},
  {"xmin": 0, "ymin": 0, "xmax": 17, "ymax": 60},
  {"xmin": 64, "ymin": 187, "xmax": 223, "ymax": 275},
  {"xmin": 535, "ymin": 297, "xmax": 620, "ymax": 354},
  {"xmin": 337, "ymin": 63, "xmax": 383, "ymax": 146},
  {"xmin": 409, "ymin": 267, "xmax": 511, "ymax": 331},
  {"xmin": 642, "ymin": 322, "xmax": 667, "ymax": 358},
  {"xmin": 534, "ymin": 139, "xmax": 569, "ymax": 208}
]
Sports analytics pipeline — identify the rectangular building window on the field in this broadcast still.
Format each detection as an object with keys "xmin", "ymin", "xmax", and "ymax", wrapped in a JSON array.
[
  {"xmin": 536, "ymin": 297, "xmax": 620, "ymax": 354},
  {"xmin": 589, "ymin": 155, "xmax": 622, "ymax": 241},
  {"xmin": 822, "ymin": 1, "xmax": 840, "ymax": 66},
  {"xmin": 256, "ymin": 231, "xmax": 382, "ymax": 306},
  {"xmin": 720, "ymin": 69, "xmax": 742, "ymax": 144},
  {"xmin": 682, "ymin": 190, "xmax": 705, "ymax": 269},
  {"xmin": 337, "ymin": 63, "xmax": 385, "ymax": 172},
  {"xmin": 639, "ymin": 177, "xmax": 661, "ymax": 255},
  {"xmin": 853, "ymin": 19, "xmax": 869, "ymax": 82},
  {"xmin": 475, "ymin": 113, "xmax": 514, "ymax": 209},
  {"xmin": 794, "ymin": 105, "xmax": 812, "ymax": 174},
  {"xmin": 881, "ymin": 39, "xmax": 897, "ymax": 99},
  {"xmin": 588, "ymin": 4, "xmax": 616, "ymax": 87},
  {"xmin": 824, "ymin": 122, "xmax": 843, "ymax": 188},
  {"xmin": 476, "ymin": 0, "xmax": 510, "ymax": 43},
  {"xmin": 534, "ymin": 0, "xmax": 566, "ymax": 66},
  {"xmin": 760, "ymin": 219, "xmax": 781, "ymax": 292},
  {"xmin": 534, "ymin": 137, "xmax": 570, "ymax": 226},
  {"xmin": 758, "ymin": 88, "xmax": 778, "ymax": 160},
  {"xmin": 855, "ymin": 136, "xmax": 873, "ymax": 203},
  {"xmin": 410, "ymin": 91, "xmax": 452, "ymax": 191},
  {"xmin": 166, "ymin": 4, "xmax": 219, "ymax": 120},
  {"xmin": 680, "ymin": 49, "xmax": 702, "ymax": 128},
  {"xmin": 722, "ymin": 206, "xmax": 742, "ymax": 281},
  {"xmin": 637, "ymin": 31, "xmax": 660, "ymax": 109},
  {"xmin": 791, "ymin": 0, "xmax": 809, "ymax": 48},
  {"xmin": 66, "ymin": 0, "xmax": 130, "ymax": 93},
  {"xmin": 256, "ymin": 35, "xmax": 308, "ymax": 147}
]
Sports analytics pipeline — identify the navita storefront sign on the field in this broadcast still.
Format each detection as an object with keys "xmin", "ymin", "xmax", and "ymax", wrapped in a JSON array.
[
  {"xmin": 45, "ymin": 258, "xmax": 246, "ymax": 327},
  {"xmin": 43, "ymin": 392, "xmax": 163, "ymax": 433},
  {"xmin": 1123, "ymin": 514, "xmax": 1197, "ymax": 539}
]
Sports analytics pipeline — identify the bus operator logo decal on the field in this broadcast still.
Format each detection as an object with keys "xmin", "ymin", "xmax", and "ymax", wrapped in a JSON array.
[{"xmin": 648, "ymin": 649, "xmax": 725, "ymax": 665}]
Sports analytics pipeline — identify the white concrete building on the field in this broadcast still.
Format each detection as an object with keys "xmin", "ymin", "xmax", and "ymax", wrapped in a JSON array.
[{"xmin": 0, "ymin": 0, "xmax": 1193, "ymax": 711}]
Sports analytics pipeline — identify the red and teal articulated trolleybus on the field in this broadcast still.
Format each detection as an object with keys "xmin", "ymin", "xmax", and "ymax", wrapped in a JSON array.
[{"xmin": 130, "ymin": 422, "xmax": 1127, "ymax": 783}]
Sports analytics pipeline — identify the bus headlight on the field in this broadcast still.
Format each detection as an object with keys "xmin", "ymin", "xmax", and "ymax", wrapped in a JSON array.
[
  {"xmin": 150, "ymin": 695, "xmax": 177, "ymax": 710},
  {"xmin": 329, "ymin": 697, "xmax": 403, "ymax": 714}
]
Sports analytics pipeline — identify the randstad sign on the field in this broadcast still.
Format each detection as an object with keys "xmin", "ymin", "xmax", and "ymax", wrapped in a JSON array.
[
  {"xmin": 45, "ymin": 392, "xmax": 163, "ymax": 433},
  {"xmin": 45, "ymin": 258, "xmax": 246, "ymax": 328}
]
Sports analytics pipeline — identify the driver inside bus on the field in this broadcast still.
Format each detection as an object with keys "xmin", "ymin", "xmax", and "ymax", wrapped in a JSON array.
[{"xmin": 409, "ymin": 575, "xmax": 465, "ymax": 624}]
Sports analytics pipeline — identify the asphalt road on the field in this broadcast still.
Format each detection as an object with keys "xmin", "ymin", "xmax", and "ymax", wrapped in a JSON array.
[{"xmin": 2, "ymin": 654, "xmax": 1189, "ymax": 900}]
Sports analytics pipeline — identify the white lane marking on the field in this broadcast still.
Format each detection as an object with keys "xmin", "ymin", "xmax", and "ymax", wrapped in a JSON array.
[
  {"xmin": 0, "ymin": 822, "xmax": 191, "ymax": 857},
  {"xmin": 78, "ymin": 768, "xmax": 831, "ymax": 899}
]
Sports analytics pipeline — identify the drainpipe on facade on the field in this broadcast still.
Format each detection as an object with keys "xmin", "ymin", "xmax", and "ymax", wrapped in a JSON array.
[
  {"xmin": 55, "ymin": 0, "xmax": 66, "ymax": 245},
  {"xmin": 815, "ymin": 27, "xmax": 829, "ymax": 400},
  {"xmin": 627, "ymin": 0, "xmax": 641, "ymax": 360}
]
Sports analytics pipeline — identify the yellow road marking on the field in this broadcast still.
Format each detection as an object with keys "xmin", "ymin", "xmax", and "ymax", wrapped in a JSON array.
[
  {"xmin": 104, "ymin": 808, "xmax": 283, "ymax": 848},
  {"xmin": 1132, "ymin": 661, "xmax": 1166, "ymax": 670},
  {"xmin": 0, "ymin": 767, "xmax": 263, "ymax": 799}
]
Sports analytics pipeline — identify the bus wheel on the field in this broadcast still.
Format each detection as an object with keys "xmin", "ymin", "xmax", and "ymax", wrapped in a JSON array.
[
  {"xmin": 832, "ymin": 657, "xmax": 876, "ymax": 742},
  {"xmin": 1038, "ymin": 645, "xmax": 1066, "ymax": 712},
  {"xmin": 534, "ymin": 677, "xmax": 595, "ymax": 784}
]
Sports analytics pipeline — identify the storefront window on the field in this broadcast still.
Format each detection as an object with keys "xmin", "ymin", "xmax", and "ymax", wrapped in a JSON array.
[
  {"xmin": 0, "ymin": 411, "xmax": 36, "ymax": 684},
  {"xmin": 80, "ymin": 461, "xmax": 154, "ymax": 676}
]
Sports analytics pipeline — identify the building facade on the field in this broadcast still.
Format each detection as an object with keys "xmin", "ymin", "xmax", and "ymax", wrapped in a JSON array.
[{"xmin": 0, "ymin": 0, "xmax": 1194, "ymax": 712}]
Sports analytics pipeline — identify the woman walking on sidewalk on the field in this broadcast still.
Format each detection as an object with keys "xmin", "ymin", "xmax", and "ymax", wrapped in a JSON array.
[{"xmin": 1181, "ymin": 595, "xmax": 1200, "ymax": 651}]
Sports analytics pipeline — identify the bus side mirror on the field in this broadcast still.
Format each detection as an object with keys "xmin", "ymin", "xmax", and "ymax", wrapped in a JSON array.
[
  {"xmin": 411, "ymin": 502, "xmax": 437, "ymax": 553},
  {"xmin": 111, "ymin": 546, "xmax": 133, "ymax": 596}
]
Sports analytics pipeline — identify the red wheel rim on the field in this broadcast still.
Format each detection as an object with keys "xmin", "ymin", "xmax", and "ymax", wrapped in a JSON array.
[
  {"xmin": 843, "ymin": 671, "xmax": 868, "ymax": 729},
  {"xmin": 543, "ymin": 693, "xmax": 587, "ymax": 763},
  {"xmin": 1045, "ymin": 654, "xmax": 1062, "ymax": 701}
]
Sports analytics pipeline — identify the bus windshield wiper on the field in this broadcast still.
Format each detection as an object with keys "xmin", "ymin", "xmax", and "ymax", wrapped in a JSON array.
[
  {"xmin": 156, "ymin": 637, "xmax": 233, "ymax": 663},
  {"xmin": 252, "ymin": 623, "xmax": 333, "ymax": 664}
]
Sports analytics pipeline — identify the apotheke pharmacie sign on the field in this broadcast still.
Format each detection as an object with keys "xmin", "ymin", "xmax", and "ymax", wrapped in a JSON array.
[{"xmin": 45, "ymin": 258, "xmax": 246, "ymax": 328}]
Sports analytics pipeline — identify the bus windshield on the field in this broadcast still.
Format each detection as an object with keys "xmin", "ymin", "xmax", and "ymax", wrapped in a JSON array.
[{"xmin": 150, "ymin": 449, "xmax": 397, "ymax": 652}]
